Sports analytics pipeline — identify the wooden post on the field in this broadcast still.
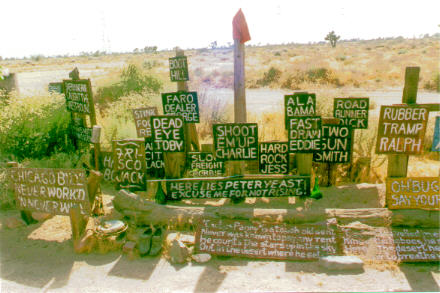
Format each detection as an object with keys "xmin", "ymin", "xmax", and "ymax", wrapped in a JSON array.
[
  {"xmin": 88, "ymin": 81, "xmax": 101, "ymax": 171},
  {"xmin": 387, "ymin": 67, "xmax": 420, "ymax": 178}
]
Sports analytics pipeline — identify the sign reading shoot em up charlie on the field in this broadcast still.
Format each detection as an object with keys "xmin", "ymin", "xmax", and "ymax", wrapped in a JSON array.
[
  {"xmin": 334, "ymin": 97, "xmax": 369, "ymax": 129},
  {"xmin": 169, "ymin": 56, "xmax": 189, "ymax": 82},
  {"xmin": 162, "ymin": 91, "xmax": 199, "ymax": 123},
  {"xmin": 151, "ymin": 116, "xmax": 185, "ymax": 152},
  {"xmin": 259, "ymin": 142, "xmax": 289, "ymax": 174},
  {"xmin": 284, "ymin": 92, "xmax": 316, "ymax": 128},
  {"xmin": 213, "ymin": 123, "xmax": 258, "ymax": 160},
  {"xmin": 63, "ymin": 79, "xmax": 92, "ymax": 114}
]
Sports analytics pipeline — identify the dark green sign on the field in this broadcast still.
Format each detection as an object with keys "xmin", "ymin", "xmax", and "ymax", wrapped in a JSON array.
[
  {"xmin": 48, "ymin": 82, "xmax": 63, "ymax": 93},
  {"xmin": 284, "ymin": 93, "xmax": 316, "ymax": 128},
  {"xmin": 213, "ymin": 123, "xmax": 258, "ymax": 160},
  {"xmin": 169, "ymin": 56, "xmax": 189, "ymax": 82},
  {"xmin": 187, "ymin": 152, "xmax": 224, "ymax": 177},
  {"xmin": 112, "ymin": 140, "xmax": 146, "ymax": 190},
  {"xmin": 334, "ymin": 98, "xmax": 369, "ymax": 129},
  {"xmin": 63, "ymin": 79, "xmax": 92, "ymax": 114},
  {"xmin": 145, "ymin": 137, "xmax": 165, "ymax": 178},
  {"xmin": 151, "ymin": 116, "xmax": 185, "ymax": 152},
  {"xmin": 162, "ymin": 91, "xmax": 199, "ymax": 123},
  {"xmin": 72, "ymin": 125, "xmax": 92, "ymax": 143},
  {"xmin": 288, "ymin": 116, "xmax": 322, "ymax": 153},
  {"xmin": 259, "ymin": 142, "xmax": 289, "ymax": 174},
  {"xmin": 313, "ymin": 125, "xmax": 352, "ymax": 163}
]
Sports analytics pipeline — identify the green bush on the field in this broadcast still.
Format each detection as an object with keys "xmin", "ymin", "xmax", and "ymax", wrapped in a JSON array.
[{"xmin": 257, "ymin": 66, "xmax": 282, "ymax": 86}]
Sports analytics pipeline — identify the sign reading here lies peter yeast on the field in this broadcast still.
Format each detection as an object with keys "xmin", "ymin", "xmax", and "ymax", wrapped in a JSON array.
[
  {"xmin": 162, "ymin": 91, "xmax": 199, "ymax": 123},
  {"xmin": 386, "ymin": 177, "xmax": 439, "ymax": 210},
  {"xmin": 213, "ymin": 123, "xmax": 258, "ymax": 160},
  {"xmin": 63, "ymin": 79, "xmax": 92, "ymax": 114},
  {"xmin": 9, "ymin": 168, "xmax": 90, "ymax": 215},
  {"xmin": 169, "ymin": 56, "xmax": 189, "ymax": 82},
  {"xmin": 376, "ymin": 105, "xmax": 428, "ymax": 154},
  {"xmin": 333, "ymin": 98, "xmax": 369, "ymax": 129}
]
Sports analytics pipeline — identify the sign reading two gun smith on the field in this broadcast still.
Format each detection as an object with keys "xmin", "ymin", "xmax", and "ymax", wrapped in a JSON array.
[
  {"xmin": 376, "ymin": 105, "xmax": 428, "ymax": 154},
  {"xmin": 63, "ymin": 79, "xmax": 92, "ymax": 114},
  {"xmin": 313, "ymin": 125, "xmax": 352, "ymax": 163},
  {"xmin": 213, "ymin": 123, "xmax": 258, "ymax": 160},
  {"xmin": 169, "ymin": 56, "xmax": 189, "ymax": 82},
  {"xmin": 386, "ymin": 177, "xmax": 439, "ymax": 210},
  {"xmin": 9, "ymin": 168, "xmax": 90, "ymax": 215},
  {"xmin": 284, "ymin": 93, "xmax": 316, "ymax": 128},
  {"xmin": 334, "ymin": 98, "xmax": 369, "ymax": 129},
  {"xmin": 162, "ymin": 91, "xmax": 199, "ymax": 122}
]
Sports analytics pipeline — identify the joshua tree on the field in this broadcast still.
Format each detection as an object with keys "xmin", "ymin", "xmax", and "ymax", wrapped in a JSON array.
[{"xmin": 325, "ymin": 31, "xmax": 340, "ymax": 48}]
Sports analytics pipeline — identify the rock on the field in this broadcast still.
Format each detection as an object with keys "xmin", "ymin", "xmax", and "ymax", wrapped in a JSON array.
[
  {"xmin": 179, "ymin": 234, "xmax": 195, "ymax": 245},
  {"xmin": 192, "ymin": 253, "xmax": 211, "ymax": 263},
  {"xmin": 123, "ymin": 241, "xmax": 136, "ymax": 253},
  {"xmin": 319, "ymin": 256, "xmax": 364, "ymax": 271},
  {"xmin": 168, "ymin": 239, "xmax": 189, "ymax": 264},
  {"xmin": 31, "ymin": 212, "xmax": 52, "ymax": 222},
  {"xmin": 5, "ymin": 216, "xmax": 25, "ymax": 229}
]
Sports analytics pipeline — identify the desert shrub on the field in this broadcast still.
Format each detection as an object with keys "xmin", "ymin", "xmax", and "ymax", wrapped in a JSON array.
[
  {"xmin": 197, "ymin": 90, "xmax": 231, "ymax": 142},
  {"xmin": 0, "ymin": 93, "xmax": 76, "ymax": 160},
  {"xmin": 257, "ymin": 66, "xmax": 282, "ymax": 86},
  {"xmin": 423, "ymin": 73, "xmax": 440, "ymax": 92}
]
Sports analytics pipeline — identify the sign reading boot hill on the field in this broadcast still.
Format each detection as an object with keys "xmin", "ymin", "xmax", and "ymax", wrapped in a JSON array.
[
  {"xmin": 132, "ymin": 107, "xmax": 158, "ymax": 138},
  {"xmin": 63, "ymin": 79, "xmax": 92, "ymax": 114},
  {"xmin": 288, "ymin": 117, "xmax": 321, "ymax": 153},
  {"xmin": 196, "ymin": 219, "xmax": 337, "ymax": 260},
  {"xmin": 333, "ymin": 97, "xmax": 369, "ymax": 129},
  {"xmin": 9, "ymin": 168, "xmax": 90, "ymax": 215},
  {"xmin": 313, "ymin": 125, "xmax": 352, "ymax": 163},
  {"xmin": 376, "ymin": 105, "xmax": 428, "ymax": 154},
  {"xmin": 169, "ymin": 56, "xmax": 189, "ymax": 82},
  {"xmin": 164, "ymin": 175, "xmax": 310, "ymax": 199},
  {"xmin": 162, "ymin": 91, "xmax": 199, "ymax": 123},
  {"xmin": 284, "ymin": 93, "xmax": 316, "ymax": 127},
  {"xmin": 187, "ymin": 152, "xmax": 224, "ymax": 177},
  {"xmin": 259, "ymin": 142, "xmax": 289, "ymax": 174},
  {"xmin": 145, "ymin": 138, "xmax": 165, "ymax": 178},
  {"xmin": 432, "ymin": 116, "xmax": 440, "ymax": 152},
  {"xmin": 150, "ymin": 116, "xmax": 185, "ymax": 152},
  {"xmin": 213, "ymin": 123, "xmax": 258, "ymax": 160},
  {"xmin": 113, "ymin": 140, "xmax": 146, "ymax": 190},
  {"xmin": 386, "ymin": 177, "xmax": 439, "ymax": 210}
]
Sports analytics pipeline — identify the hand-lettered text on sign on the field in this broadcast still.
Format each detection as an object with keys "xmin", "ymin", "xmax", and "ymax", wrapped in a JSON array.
[
  {"xmin": 162, "ymin": 91, "xmax": 199, "ymax": 123},
  {"xmin": 187, "ymin": 152, "xmax": 224, "ymax": 177},
  {"xmin": 259, "ymin": 142, "xmax": 289, "ymax": 174},
  {"xmin": 386, "ymin": 177, "xmax": 439, "ymax": 210},
  {"xmin": 113, "ymin": 140, "xmax": 146, "ymax": 190},
  {"xmin": 9, "ymin": 168, "xmax": 90, "ymax": 215},
  {"xmin": 288, "ymin": 117, "xmax": 321, "ymax": 153},
  {"xmin": 132, "ymin": 107, "xmax": 158, "ymax": 138},
  {"xmin": 313, "ymin": 125, "xmax": 352, "ymax": 163},
  {"xmin": 284, "ymin": 93, "xmax": 316, "ymax": 128},
  {"xmin": 100, "ymin": 152, "xmax": 121, "ymax": 184},
  {"xmin": 432, "ymin": 116, "xmax": 440, "ymax": 152},
  {"xmin": 169, "ymin": 56, "xmax": 189, "ymax": 82},
  {"xmin": 72, "ymin": 125, "xmax": 92, "ymax": 143},
  {"xmin": 48, "ymin": 82, "xmax": 63, "ymax": 94},
  {"xmin": 213, "ymin": 123, "xmax": 258, "ymax": 160},
  {"xmin": 333, "ymin": 98, "xmax": 369, "ymax": 129},
  {"xmin": 150, "ymin": 116, "xmax": 185, "ymax": 152},
  {"xmin": 63, "ymin": 79, "xmax": 92, "ymax": 114},
  {"xmin": 376, "ymin": 105, "xmax": 428, "ymax": 154},
  {"xmin": 145, "ymin": 138, "xmax": 165, "ymax": 178}
]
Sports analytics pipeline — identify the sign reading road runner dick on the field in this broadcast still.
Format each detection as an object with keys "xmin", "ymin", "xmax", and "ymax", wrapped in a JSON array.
[
  {"xmin": 132, "ymin": 107, "xmax": 158, "ymax": 138},
  {"xmin": 196, "ymin": 218, "xmax": 337, "ymax": 260},
  {"xmin": 376, "ymin": 105, "xmax": 429, "ymax": 154},
  {"xmin": 151, "ymin": 116, "xmax": 185, "ymax": 152},
  {"xmin": 9, "ymin": 168, "xmax": 90, "ymax": 215},
  {"xmin": 432, "ymin": 116, "xmax": 440, "ymax": 152},
  {"xmin": 386, "ymin": 177, "xmax": 439, "ymax": 210},
  {"xmin": 259, "ymin": 142, "xmax": 289, "ymax": 174},
  {"xmin": 63, "ymin": 79, "xmax": 92, "ymax": 114},
  {"xmin": 287, "ymin": 117, "xmax": 321, "ymax": 153},
  {"xmin": 162, "ymin": 91, "xmax": 200, "ymax": 123},
  {"xmin": 187, "ymin": 152, "xmax": 224, "ymax": 177},
  {"xmin": 313, "ymin": 125, "xmax": 352, "ymax": 163},
  {"xmin": 169, "ymin": 56, "xmax": 189, "ymax": 82},
  {"xmin": 334, "ymin": 97, "xmax": 369, "ymax": 129},
  {"xmin": 163, "ymin": 175, "xmax": 310, "ymax": 199},
  {"xmin": 113, "ymin": 140, "xmax": 146, "ymax": 190},
  {"xmin": 284, "ymin": 93, "xmax": 316, "ymax": 128},
  {"xmin": 213, "ymin": 123, "xmax": 258, "ymax": 160}
]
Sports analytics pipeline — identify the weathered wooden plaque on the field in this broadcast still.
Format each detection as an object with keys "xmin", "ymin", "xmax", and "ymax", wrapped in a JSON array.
[
  {"xmin": 163, "ymin": 175, "xmax": 310, "ymax": 199},
  {"xmin": 132, "ymin": 107, "xmax": 158, "ymax": 138},
  {"xmin": 100, "ymin": 152, "xmax": 120, "ymax": 183},
  {"xmin": 169, "ymin": 56, "xmax": 189, "ymax": 82},
  {"xmin": 259, "ymin": 142, "xmax": 289, "ymax": 174},
  {"xmin": 145, "ymin": 138, "xmax": 165, "ymax": 178},
  {"xmin": 213, "ymin": 123, "xmax": 258, "ymax": 160},
  {"xmin": 63, "ymin": 79, "xmax": 92, "ymax": 114},
  {"xmin": 313, "ymin": 125, "xmax": 352, "ymax": 163},
  {"xmin": 162, "ymin": 91, "xmax": 199, "ymax": 123},
  {"xmin": 48, "ymin": 82, "xmax": 63, "ymax": 94},
  {"xmin": 288, "ymin": 117, "xmax": 321, "ymax": 153},
  {"xmin": 187, "ymin": 152, "xmax": 224, "ymax": 177},
  {"xmin": 112, "ymin": 140, "xmax": 146, "ymax": 190},
  {"xmin": 333, "ymin": 98, "xmax": 369, "ymax": 129},
  {"xmin": 284, "ymin": 93, "xmax": 316, "ymax": 128},
  {"xmin": 386, "ymin": 177, "xmax": 439, "ymax": 210},
  {"xmin": 432, "ymin": 116, "xmax": 440, "ymax": 152},
  {"xmin": 376, "ymin": 105, "xmax": 428, "ymax": 154},
  {"xmin": 9, "ymin": 168, "xmax": 90, "ymax": 215},
  {"xmin": 72, "ymin": 124, "xmax": 92, "ymax": 143},
  {"xmin": 150, "ymin": 116, "xmax": 185, "ymax": 152},
  {"xmin": 196, "ymin": 218, "xmax": 337, "ymax": 260}
]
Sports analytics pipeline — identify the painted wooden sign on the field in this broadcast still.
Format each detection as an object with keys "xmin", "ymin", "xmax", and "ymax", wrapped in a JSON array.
[
  {"xmin": 169, "ymin": 56, "xmax": 189, "ymax": 82},
  {"xmin": 313, "ymin": 125, "xmax": 352, "ymax": 163},
  {"xmin": 196, "ymin": 218, "xmax": 337, "ymax": 260},
  {"xmin": 342, "ymin": 227, "xmax": 439, "ymax": 262},
  {"xmin": 63, "ymin": 79, "xmax": 92, "ymax": 114},
  {"xmin": 187, "ymin": 152, "xmax": 224, "ymax": 177},
  {"xmin": 162, "ymin": 91, "xmax": 199, "ymax": 123},
  {"xmin": 376, "ymin": 105, "xmax": 428, "ymax": 154},
  {"xmin": 288, "ymin": 117, "xmax": 321, "ymax": 153},
  {"xmin": 9, "ymin": 168, "xmax": 90, "ymax": 215},
  {"xmin": 132, "ymin": 107, "xmax": 158, "ymax": 138},
  {"xmin": 150, "ymin": 116, "xmax": 185, "ymax": 152},
  {"xmin": 432, "ymin": 116, "xmax": 440, "ymax": 152},
  {"xmin": 163, "ymin": 175, "xmax": 310, "ymax": 199},
  {"xmin": 333, "ymin": 97, "xmax": 369, "ymax": 129},
  {"xmin": 112, "ymin": 140, "xmax": 146, "ymax": 190},
  {"xmin": 72, "ymin": 124, "xmax": 92, "ymax": 143},
  {"xmin": 259, "ymin": 142, "xmax": 289, "ymax": 174},
  {"xmin": 145, "ymin": 138, "xmax": 165, "ymax": 178},
  {"xmin": 386, "ymin": 177, "xmax": 439, "ymax": 210},
  {"xmin": 213, "ymin": 123, "xmax": 258, "ymax": 160},
  {"xmin": 284, "ymin": 92, "xmax": 316, "ymax": 128},
  {"xmin": 100, "ymin": 152, "xmax": 120, "ymax": 184},
  {"xmin": 48, "ymin": 82, "xmax": 63, "ymax": 94}
]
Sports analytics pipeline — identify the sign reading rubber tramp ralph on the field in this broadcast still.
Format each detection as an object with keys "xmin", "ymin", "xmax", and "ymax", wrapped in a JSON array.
[
  {"xmin": 9, "ymin": 168, "xmax": 90, "ymax": 215},
  {"xmin": 259, "ymin": 142, "xmax": 289, "ymax": 174},
  {"xmin": 151, "ymin": 116, "xmax": 185, "ymax": 152},
  {"xmin": 164, "ymin": 175, "xmax": 310, "ymax": 199},
  {"xmin": 284, "ymin": 93, "xmax": 316, "ymax": 128},
  {"xmin": 376, "ymin": 105, "xmax": 428, "ymax": 154},
  {"xmin": 63, "ymin": 79, "xmax": 92, "ymax": 114},
  {"xmin": 213, "ymin": 123, "xmax": 258, "ymax": 160},
  {"xmin": 132, "ymin": 107, "xmax": 158, "ymax": 138},
  {"xmin": 334, "ymin": 97, "xmax": 369, "ymax": 129},
  {"xmin": 169, "ymin": 56, "xmax": 189, "ymax": 82},
  {"xmin": 162, "ymin": 91, "xmax": 199, "ymax": 123},
  {"xmin": 313, "ymin": 125, "xmax": 352, "ymax": 163},
  {"xmin": 386, "ymin": 177, "xmax": 439, "ymax": 210}
]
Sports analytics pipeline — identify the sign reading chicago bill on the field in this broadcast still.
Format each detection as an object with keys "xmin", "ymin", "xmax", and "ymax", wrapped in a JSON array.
[{"xmin": 9, "ymin": 168, "xmax": 91, "ymax": 215}]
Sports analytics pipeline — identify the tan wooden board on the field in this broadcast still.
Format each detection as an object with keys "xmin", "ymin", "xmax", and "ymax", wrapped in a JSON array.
[
  {"xmin": 386, "ymin": 177, "xmax": 439, "ymax": 210},
  {"xmin": 132, "ymin": 107, "xmax": 158, "ymax": 138}
]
